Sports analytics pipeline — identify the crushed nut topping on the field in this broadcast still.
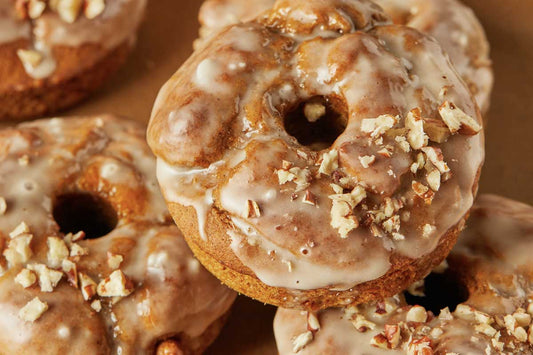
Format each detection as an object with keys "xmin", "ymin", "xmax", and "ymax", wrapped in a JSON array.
[
  {"xmin": 91, "ymin": 299, "xmax": 102, "ymax": 312},
  {"xmin": 405, "ymin": 108, "xmax": 429, "ymax": 150},
  {"xmin": 107, "ymin": 252, "xmax": 124, "ymax": 270},
  {"xmin": 423, "ymin": 118, "xmax": 451, "ymax": 143},
  {"xmin": 302, "ymin": 190, "xmax": 317, "ymax": 206},
  {"xmin": 406, "ymin": 305, "xmax": 428, "ymax": 323},
  {"xmin": 70, "ymin": 243, "xmax": 88, "ymax": 257},
  {"xmin": 307, "ymin": 312, "xmax": 320, "ymax": 332},
  {"xmin": 19, "ymin": 297, "xmax": 48, "ymax": 322},
  {"xmin": 16, "ymin": 49, "xmax": 43, "ymax": 69},
  {"xmin": 421, "ymin": 147, "xmax": 450, "ymax": 174},
  {"xmin": 318, "ymin": 150, "xmax": 338, "ymax": 176},
  {"xmin": 62, "ymin": 259, "xmax": 78, "ymax": 287},
  {"xmin": 352, "ymin": 314, "xmax": 376, "ymax": 332},
  {"xmin": 329, "ymin": 186, "xmax": 366, "ymax": 238},
  {"xmin": 292, "ymin": 331, "xmax": 314, "ymax": 353},
  {"xmin": 10, "ymin": 221, "xmax": 30, "ymax": 238},
  {"xmin": 426, "ymin": 169, "xmax": 441, "ymax": 192},
  {"xmin": 84, "ymin": 0, "xmax": 105, "ymax": 19},
  {"xmin": 359, "ymin": 155, "xmax": 376, "ymax": 168},
  {"xmin": 361, "ymin": 115, "xmax": 397, "ymax": 138},
  {"xmin": 3, "ymin": 233, "xmax": 33, "ymax": 267},
  {"xmin": 47, "ymin": 236, "xmax": 69, "ymax": 268},
  {"xmin": 439, "ymin": 101, "xmax": 482, "ymax": 135},
  {"xmin": 97, "ymin": 270, "xmax": 134, "ymax": 297},
  {"xmin": 15, "ymin": 268, "xmax": 37, "ymax": 288},
  {"xmin": 79, "ymin": 272, "xmax": 97, "ymax": 300},
  {"xmin": 412, "ymin": 181, "xmax": 435, "ymax": 205},
  {"xmin": 304, "ymin": 102, "xmax": 326, "ymax": 122},
  {"xmin": 27, "ymin": 263, "xmax": 63, "ymax": 292},
  {"xmin": 244, "ymin": 199, "xmax": 261, "ymax": 218}
]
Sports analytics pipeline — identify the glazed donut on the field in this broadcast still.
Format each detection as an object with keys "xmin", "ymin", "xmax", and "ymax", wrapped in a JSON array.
[
  {"xmin": 197, "ymin": 0, "xmax": 493, "ymax": 113},
  {"xmin": 274, "ymin": 195, "xmax": 533, "ymax": 354},
  {"xmin": 0, "ymin": 0, "xmax": 146, "ymax": 120},
  {"xmin": 148, "ymin": 0, "xmax": 484, "ymax": 310},
  {"xmin": 0, "ymin": 116, "xmax": 236, "ymax": 354}
]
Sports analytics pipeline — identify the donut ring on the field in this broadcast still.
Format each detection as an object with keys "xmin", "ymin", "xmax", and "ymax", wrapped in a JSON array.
[
  {"xmin": 148, "ymin": 0, "xmax": 484, "ymax": 310},
  {"xmin": 274, "ymin": 195, "xmax": 533, "ymax": 354},
  {"xmin": 0, "ymin": 0, "xmax": 146, "ymax": 121},
  {"xmin": 197, "ymin": 0, "xmax": 493, "ymax": 113},
  {"xmin": 0, "ymin": 116, "xmax": 236, "ymax": 354}
]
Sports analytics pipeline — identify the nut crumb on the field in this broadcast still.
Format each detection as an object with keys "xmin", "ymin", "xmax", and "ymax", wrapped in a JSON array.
[
  {"xmin": 359, "ymin": 155, "xmax": 376, "ymax": 168},
  {"xmin": 10, "ymin": 221, "xmax": 30, "ymax": 238},
  {"xmin": 107, "ymin": 252, "xmax": 124, "ymax": 269},
  {"xmin": 84, "ymin": 0, "xmax": 105, "ymax": 19},
  {"xmin": 15, "ymin": 268, "xmax": 37, "ymax": 288},
  {"xmin": 91, "ymin": 299, "xmax": 102, "ymax": 312},
  {"xmin": 27, "ymin": 263, "xmax": 63, "ymax": 292},
  {"xmin": 406, "ymin": 305, "xmax": 428, "ymax": 323},
  {"xmin": 19, "ymin": 297, "xmax": 48, "ymax": 322},
  {"xmin": 292, "ymin": 331, "xmax": 313, "ymax": 352},
  {"xmin": 405, "ymin": 108, "xmax": 429, "ymax": 150},
  {"xmin": 16, "ymin": 49, "xmax": 43, "ymax": 68},
  {"xmin": 97, "ymin": 270, "xmax": 134, "ymax": 297},
  {"xmin": 244, "ymin": 200, "xmax": 261, "ymax": 218},
  {"xmin": 318, "ymin": 150, "xmax": 338, "ymax": 176},
  {"xmin": 439, "ymin": 101, "xmax": 481, "ymax": 135}
]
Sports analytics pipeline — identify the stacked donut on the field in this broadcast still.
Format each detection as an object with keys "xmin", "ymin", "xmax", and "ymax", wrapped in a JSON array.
[
  {"xmin": 274, "ymin": 195, "xmax": 533, "ymax": 354},
  {"xmin": 0, "ymin": 0, "xmax": 146, "ymax": 120},
  {"xmin": 148, "ymin": 0, "xmax": 485, "ymax": 310},
  {"xmin": 0, "ymin": 116, "xmax": 236, "ymax": 354}
]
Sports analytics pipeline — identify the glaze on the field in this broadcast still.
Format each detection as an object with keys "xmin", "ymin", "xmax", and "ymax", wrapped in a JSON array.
[
  {"xmin": 0, "ymin": 116, "xmax": 236, "ymax": 354},
  {"xmin": 274, "ymin": 195, "xmax": 533, "ymax": 354}
]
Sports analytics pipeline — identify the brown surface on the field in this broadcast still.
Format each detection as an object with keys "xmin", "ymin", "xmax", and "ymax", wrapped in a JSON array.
[
  {"xmin": 0, "ymin": 39, "xmax": 131, "ymax": 121},
  {"xmin": 34, "ymin": 0, "xmax": 531, "ymax": 353}
]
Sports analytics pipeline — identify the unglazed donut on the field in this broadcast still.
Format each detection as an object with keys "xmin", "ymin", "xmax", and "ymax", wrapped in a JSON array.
[
  {"xmin": 197, "ymin": 0, "xmax": 493, "ymax": 113},
  {"xmin": 0, "ymin": 115, "xmax": 236, "ymax": 354},
  {"xmin": 274, "ymin": 195, "xmax": 533, "ymax": 354},
  {"xmin": 0, "ymin": 0, "xmax": 146, "ymax": 120},
  {"xmin": 148, "ymin": 0, "xmax": 484, "ymax": 310}
]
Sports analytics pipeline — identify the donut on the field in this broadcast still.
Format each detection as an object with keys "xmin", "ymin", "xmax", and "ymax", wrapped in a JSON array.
[
  {"xmin": 148, "ymin": 0, "xmax": 484, "ymax": 310},
  {"xmin": 196, "ymin": 0, "xmax": 493, "ymax": 113},
  {"xmin": 274, "ymin": 195, "xmax": 533, "ymax": 354},
  {"xmin": 0, "ymin": 0, "xmax": 146, "ymax": 121},
  {"xmin": 0, "ymin": 115, "xmax": 236, "ymax": 354}
]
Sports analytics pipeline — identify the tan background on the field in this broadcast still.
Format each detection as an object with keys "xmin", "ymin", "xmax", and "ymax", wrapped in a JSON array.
[{"xmin": 63, "ymin": 0, "xmax": 533, "ymax": 353}]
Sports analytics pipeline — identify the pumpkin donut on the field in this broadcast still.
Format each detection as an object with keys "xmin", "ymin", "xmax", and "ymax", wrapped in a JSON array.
[
  {"xmin": 0, "ymin": 115, "xmax": 236, "ymax": 354},
  {"xmin": 148, "ymin": 0, "xmax": 484, "ymax": 310},
  {"xmin": 197, "ymin": 0, "xmax": 493, "ymax": 113},
  {"xmin": 0, "ymin": 0, "xmax": 146, "ymax": 121},
  {"xmin": 274, "ymin": 195, "xmax": 533, "ymax": 354}
]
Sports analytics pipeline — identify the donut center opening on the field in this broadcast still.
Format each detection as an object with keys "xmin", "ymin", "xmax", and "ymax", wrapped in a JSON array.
[
  {"xmin": 404, "ymin": 270, "xmax": 469, "ymax": 315},
  {"xmin": 53, "ymin": 193, "xmax": 118, "ymax": 240},
  {"xmin": 283, "ymin": 96, "xmax": 347, "ymax": 151}
]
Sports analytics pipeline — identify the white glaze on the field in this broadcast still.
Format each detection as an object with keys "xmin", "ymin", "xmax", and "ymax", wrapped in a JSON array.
[
  {"xmin": 0, "ymin": 116, "xmax": 236, "ymax": 354},
  {"xmin": 274, "ymin": 195, "xmax": 533, "ymax": 354},
  {"xmin": 148, "ymin": 0, "xmax": 484, "ymax": 297}
]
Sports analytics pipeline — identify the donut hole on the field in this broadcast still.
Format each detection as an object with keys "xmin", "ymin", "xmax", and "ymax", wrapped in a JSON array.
[
  {"xmin": 283, "ymin": 96, "xmax": 347, "ymax": 151},
  {"xmin": 53, "ymin": 193, "xmax": 118, "ymax": 239},
  {"xmin": 404, "ymin": 270, "xmax": 469, "ymax": 315}
]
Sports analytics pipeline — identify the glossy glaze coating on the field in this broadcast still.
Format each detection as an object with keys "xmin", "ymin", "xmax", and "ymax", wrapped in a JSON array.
[
  {"xmin": 0, "ymin": 116, "xmax": 236, "ymax": 354},
  {"xmin": 149, "ymin": 0, "xmax": 484, "ymax": 307},
  {"xmin": 0, "ymin": 0, "xmax": 146, "ymax": 78},
  {"xmin": 197, "ymin": 0, "xmax": 492, "ymax": 112},
  {"xmin": 275, "ymin": 195, "xmax": 533, "ymax": 354}
]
